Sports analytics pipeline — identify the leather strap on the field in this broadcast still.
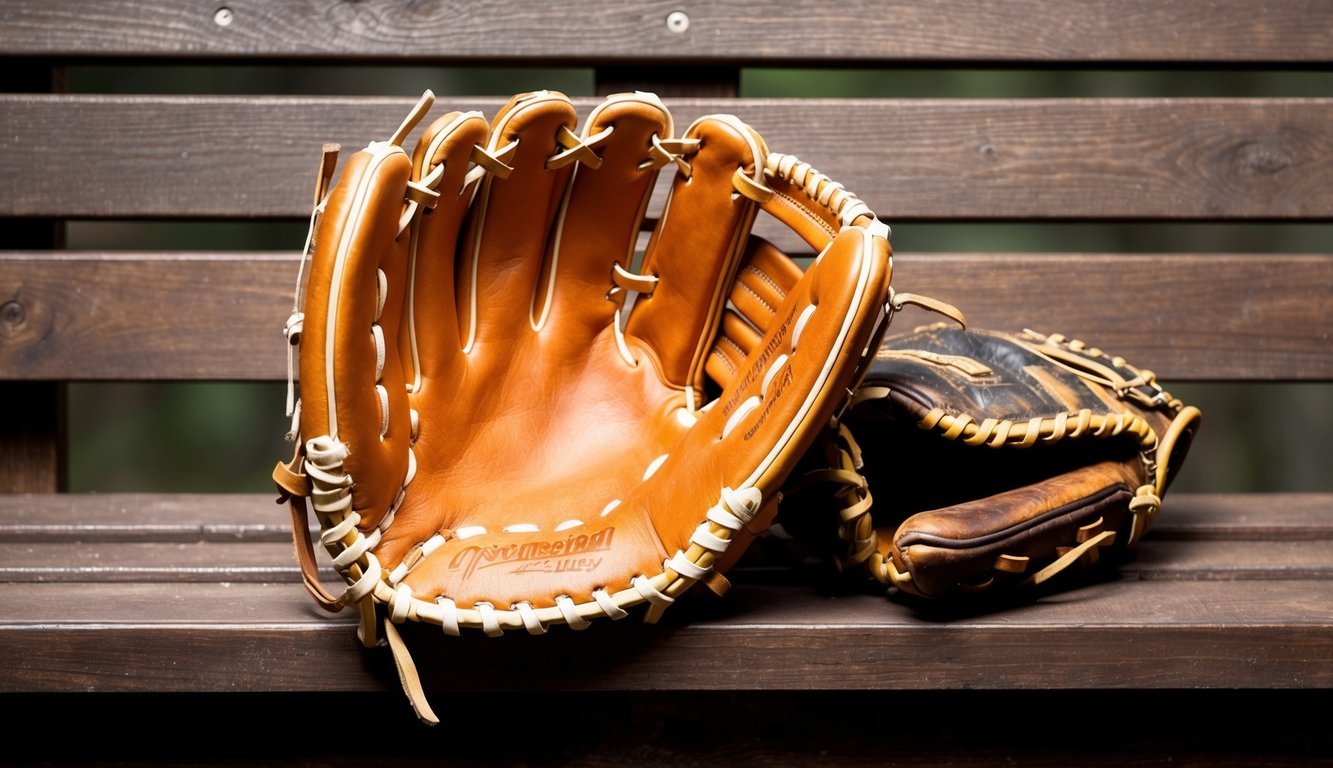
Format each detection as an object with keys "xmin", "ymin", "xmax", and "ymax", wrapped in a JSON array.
[
  {"xmin": 383, "ymin": 618, "xmax": 440, "ymax": 726},
  {"xmin": 287, "ymin": 494, "xmax": 346, "ymax": 613},
  {"xmin": 272, "ymin": 446, "xmax": 345, "ymax": 613}
]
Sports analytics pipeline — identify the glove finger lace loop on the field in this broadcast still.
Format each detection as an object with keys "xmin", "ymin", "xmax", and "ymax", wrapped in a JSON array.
[
  {"xmin": 546, "ymin": 124, "xmax": 613, "ymax": 170},
  {"xmin": 463, "ymin": 140, "xmax": 518, "ymax": 190},
  {"xmin": 606, "ymin": 264, "xmax": 661, "ymax": 367},
  {"xmin": 639, "ymin": 134, "xmax": 701, "ymax": 175}
]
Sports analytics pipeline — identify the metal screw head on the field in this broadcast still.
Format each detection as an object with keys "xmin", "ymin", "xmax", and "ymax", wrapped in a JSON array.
[
  {"xmin": 214, "ymin": 7, "xmax": 234, "ymax": 27},
  {"xmin": 1, "ymin": 301, "xmax": 24, "ymax": 327},
  {"xmin": 666, "ymin": 10, "xmax": 690, "ymax": 33}
]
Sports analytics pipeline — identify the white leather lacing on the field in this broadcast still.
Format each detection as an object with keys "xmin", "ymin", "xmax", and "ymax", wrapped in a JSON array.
[
  {"xmin": 547, "ymin": 124, "xmax": 614, "ymax": 170},
  {"xmin": 639, "ymin": 134, "xmax": 700, "ymax": 175},
  {"xmin": 467, "ymin": 141, "xmax": 518, "ymax": 188},
  {"xmin": 304, "ymin": 436, "xmax": 385, "ymax": 608},
  {"xmin": 607, "ymin": 263, "xmax": 661, "ymax": 367},
  {"xmin": 1023, "ymin": 329, "xmax": 1182, "ymax": 411},
  {"xmin": 764, "ymin": 152, "xmax": 884, "ymax": 239},
  {"xmin": 398, "ymin": 487, "xmax": 761, "ymax": 636}
]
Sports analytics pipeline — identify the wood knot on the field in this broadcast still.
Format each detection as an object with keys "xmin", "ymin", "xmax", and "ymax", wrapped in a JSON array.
[{"xmin": 1232, "ymin": 139, "xmax": 1290, "ymax": 177}]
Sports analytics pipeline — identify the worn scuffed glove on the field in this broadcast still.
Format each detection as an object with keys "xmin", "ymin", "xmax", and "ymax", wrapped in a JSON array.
[{"xmin": 787, "ymin": 323, "xmax": 1202, "ymax": 599}]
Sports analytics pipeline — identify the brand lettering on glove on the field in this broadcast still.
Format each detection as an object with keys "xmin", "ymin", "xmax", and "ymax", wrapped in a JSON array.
[
  {"xmin": 723, "ymin": 304, "xmax": 797, "ymax": 417},
  {"xmin": 512, "ymin": 556, "xmax": 605, "ymax": 575},
  {"xmin": 744, "ymin": 364, "xmax": 793, "ymax": 440},
  {"xmin": 449, "ymin": 528, "xmax": 616, "ymax": 580}
]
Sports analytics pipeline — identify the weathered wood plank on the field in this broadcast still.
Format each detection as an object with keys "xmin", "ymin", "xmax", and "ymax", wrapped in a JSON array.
[
  {"xmin": 3, "ymin": 252, "xmax": 1328, "ymax": 381},
  {"xmin": 7, "ymin": 493, "xmax": 1326, "ymax": 541},
  {"xmin": 1121, "ymin": 540, "xmax": 1333, "ymax": 581},
  {"xmin": 2, "ymin": 0, "xmax": 1328, "ymax": 63},
  {"xmin": 1, "ymin": 538, "xmax": 1326, "ymax": 583},
  {"xmin": 1152, "ymin": 493, "xmax": 1333, "ymax": 540},
  {"xmin": 1, "ymin": 580, "xmax": 1329, "ymax": 692},
  {"xmin": 3, "ymin": 96, "xmax": 1331, "ymax": 220},
  {"xmin": 0, "ymin": 493, "xmax": 292, "ymax": 543},
  {"xmin": 0, "ymin": 541, "xmax": 323, "ymax": 582}
]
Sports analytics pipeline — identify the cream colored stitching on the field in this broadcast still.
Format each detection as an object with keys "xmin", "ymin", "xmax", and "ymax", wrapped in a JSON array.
[
  {"xmin": 737, "ymin": 278, "xmax": 776, "ymax": 315},
  {"xmin": 744, "ymin": 263, "xmax": 787, "ymax": 302}
]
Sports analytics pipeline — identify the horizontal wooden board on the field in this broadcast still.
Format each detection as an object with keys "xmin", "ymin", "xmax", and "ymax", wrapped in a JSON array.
[
  {"xmin": 1, "ymin": 0, "xmax": 1329, "ymax": 63},
  {"xmin": 1123, "ymin": 540, "xmax": 1333, "ymax": 581},
  {"xmin": 1151, "ymin": 493, "xmax": 1333, "ymax": 540},
  {"xmin": 2, "ymin": 252, "xmax": 1328, "ymax": 380},
  {"xmin": 2, "ymin": 493, "xmax": 1329, "ymax": 583},
  {"xmin": 1, "ymin": 580, "xmax": 1329, "ymax": 693},
  {"xmin": 0, "ymin": 493, "xmax": 291, "ymax": 542},
  {"xmin": 2, "ymin": 538, "xmax": 1326, "ymax": 584},
  {"xmin": 3, "ymin": 96, "xmax": 1331, "ymax": 220},
  {"xmin": 0, "ymin": 541, "xmax": 326, "ymax": 583},
  {"xmin": 7, "ymin": 492, "xmax": 1325, "ymax": 541}
]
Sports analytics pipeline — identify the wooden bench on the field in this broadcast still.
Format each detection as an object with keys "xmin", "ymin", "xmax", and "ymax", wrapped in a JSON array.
[{"xmin": 2, "ymin": 1, "xmax": 1330, "ymax": 762}]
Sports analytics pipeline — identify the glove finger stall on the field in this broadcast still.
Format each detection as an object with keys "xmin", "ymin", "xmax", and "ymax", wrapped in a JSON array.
[{"xmin": 300, "ymin": 144, "xmax": 415, "ymax": 531}]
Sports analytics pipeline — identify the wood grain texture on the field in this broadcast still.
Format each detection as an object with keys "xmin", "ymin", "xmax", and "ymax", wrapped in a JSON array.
[
  {"xmin": 0, "ymin": 541, "xmax": 327, "ymax": 583},
  {"xmin": 8, "ymin": 492, "xmax": 1323, "ymax": 540},
  {"xmin": 1152, "ymin": 493, "xmax": 1333, "ymax": 540},
  {"xmin": 2, "ymin": 252, "xmax": 1328, "ymax": 381},
  {"xmin": 1, "ymin": 0, "xmax": 1329, "ymax": 63},
  {"xmin": 1, "ymin": 537, "xmax": 1326, "ymax": 584},
  {"xmin": 1, "ymin": 492, "xmax": 1326, "ymax": 693},
  {"xmin": 0, "ymin": 492, "xmax": 292, "ymax": 542},
  {"xmin": 0, "ymin": 579, "xmax": 1329, "ymax": 693},
  {"xmin": 3, "ymin": 95, "xmax": 1331, "ymax": 220},
  {"xmin": 2, "ymin": 492, "xmax": 1327, "ymax": 582}
]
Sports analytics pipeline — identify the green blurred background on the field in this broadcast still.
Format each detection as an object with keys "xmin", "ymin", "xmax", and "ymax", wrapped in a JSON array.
[{"xmin": 60, "ymin": 65, "xmax": 1331, "ymax": 494}]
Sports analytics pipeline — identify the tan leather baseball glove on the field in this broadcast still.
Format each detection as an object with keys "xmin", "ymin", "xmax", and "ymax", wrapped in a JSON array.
[{"xmin": 273, "ymin": 89, "xmax": 895, "ymax": 723}]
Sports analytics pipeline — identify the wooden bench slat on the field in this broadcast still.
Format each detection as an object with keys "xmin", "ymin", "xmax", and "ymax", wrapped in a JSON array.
[
  {"xmin": 0, "ymin": 541, "xmax": 320, "ymax": 583},
  {"xmin": 3, "ymin": 0, "xmax": 1329, "ymax": 63},
  {"xmin": 8, "ymin": 493, "xmax": 1325, "ymax": 541},
  {"xmin": 1122, "ymin": 540, "xmax": 1333, "ymax": 581},
  {"xmin": 4, "ymin": 95, "xmax": 1331, "ymax": 220},
  {"xmin": 2, "ymin": 538, "xmax": 1326, "ymax": 584},
  {"xmin": 2, "ymin": 493, "xmax": 1327, "ymax": 583},
  {"xmin": 3, "ymin": 252, "xmax": 1328, "ymax": 381},
  {"xmin": 1150, "ymin": 493, "xmax": 1333, "ymax": 540},
  {"xmin": 2, "ymin": 580, "xmax": 1329, "ymax": 693},
  {"xmin": 0, "ymin": 493, "xmax": 290, "ymax": 543}
]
